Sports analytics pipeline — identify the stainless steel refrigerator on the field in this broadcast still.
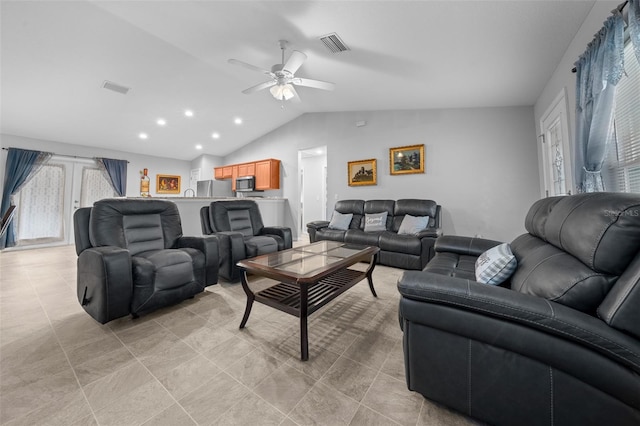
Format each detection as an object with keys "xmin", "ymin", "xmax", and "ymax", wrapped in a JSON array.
[{"xmin": 196, "ymin": 180, "xmax": 233, "ymax": 197}]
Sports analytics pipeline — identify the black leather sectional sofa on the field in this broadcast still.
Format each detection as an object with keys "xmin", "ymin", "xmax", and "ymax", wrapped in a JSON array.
[
  {"xmin": 307, "ymin": 199, "xmax": 441, "ymax": 270},
  {"xmin": 398, "ymin": 193, "xmax": 640, "ymax": 425}
]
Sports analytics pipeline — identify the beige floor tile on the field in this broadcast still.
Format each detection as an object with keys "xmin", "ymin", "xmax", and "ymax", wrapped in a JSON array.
[
  {"xmin": 203, "ymin": 335, "xmax": 256, "ymax": 367},
  {"xmin": 82, "ymin": 361, "xmax": 154, "ymax": 412},
  {"xmin": 94, "ymin": 379, "xmax": 174, "ymax": 426},
  {"xmin": 225, "ymin": 346, "xmax": 283, "ymax": 388},
  {"xmin": 124, "ymin": 328, "xmax": 199, "ymax": 377},
  {"xmin": 157, "ymin": 354, "xmax": 221, "ymax": 400},
  {"xmin": 320, "ymin": 356, "xmax": 378, "ymax": 402},
  {"xmin": 342, "ymin": 330, "xmax": 397, "ymax": 370},
  {"xmin": 141, "ymin": 404, "xmax": 196, "ymax": 426},
  {"xmin": 179, "ymin": 321, "xmax": 236, "ymax": 354},
  {"xmin": 380, "ymin": 341, "xmax": 406, "ymax": 382},
  {"xmin": 0, "ymin": 368, "xmax": 80, "ymax": 424},
  {"xmin": 285, "ymin": 345, "xmax": 341, "ymax": 381},
  {"xmin": 418, "ymin": 399, "xmax": 478, "ymax": 426},
  {"xmin": 349, "ymin": 405, "xmax": 401, "ymax": 426},
  {"xmin": 254, "ymin": 364, "xmax": 317, "ymax": 414},
  {"xmin": 179, "ymin": 372, "xmax": 249, "ymax": 425},
  {"xmin": 289, "ymin": 381, "xmax": 360, "ymax": 426},
  {"xmin": 73, "ymin": 346, "xmax": 137, "ymax": 386},
  {"xmin": 65, "ymin": 333, "xmax": 125, "ymax": 366},
  {"xmin": 211, "ymin": 391, "xmax": 285, "ymax": 425},
  {"xmin": 3, "ymin": 389, "xmax": 92, "ymax": 426},
  {"xmin": 361, "ymin": 373, "xmax": 424, "ymax": 426}
]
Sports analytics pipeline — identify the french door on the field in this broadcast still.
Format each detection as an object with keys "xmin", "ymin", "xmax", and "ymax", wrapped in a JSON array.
[
  {"xmin": 13, "ymin": 157, "xmax": 114, "ymax": 248},
  {"xmin": 540, "ymin": 89, "xmax": 573, "ymax": 197}
]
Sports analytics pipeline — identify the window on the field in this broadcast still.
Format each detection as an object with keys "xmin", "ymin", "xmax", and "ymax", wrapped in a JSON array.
[{"xmin": 604, "ymin": 41, "xmax": 640, "ymax": 192}]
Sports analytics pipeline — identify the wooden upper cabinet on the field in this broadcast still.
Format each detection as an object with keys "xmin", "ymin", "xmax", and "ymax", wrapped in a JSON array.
[
  {"xmin": 254, "ymin": 159, "xmax": 280, "ymax": 190},
  {"xmin": 214, "ymin": 167, "xmax": 224, "ymax": 180},
  {"xmin": 237, "ymin": 162, "xmax": 255, "ymax": 177},
  {"xmin": 231, "ymin": 166, "xmax": 239, "ymax": 191},
  {"xmin": 222, "ymin": 166, "xmax": 234, "ymax": 179}
]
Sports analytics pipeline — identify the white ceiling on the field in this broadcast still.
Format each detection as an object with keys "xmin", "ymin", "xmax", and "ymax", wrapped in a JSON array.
[{"xmin": 1, "ymin": 1, "xmax": 596, "ymax": 161}]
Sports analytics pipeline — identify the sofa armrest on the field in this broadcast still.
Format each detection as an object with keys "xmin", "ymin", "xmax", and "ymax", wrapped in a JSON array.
[
  {"xmin": 434, "ymin": 235, "xmax": 502, "ymax": 256},
  {"xmin": 262, "ymin": 226, "xmax": 292, "ymax": 249},
  {"xmin": 415, "ymin": 228, "xmax": 442, "ymax": 239},
  {"xmin": 177, "ymin": 236, "xmax": 219, "ymax": 285},
  {"xmin": 306, "ymin": 220, "xmax": 330, "ymax": 243},
  {"xmin": 397, "ymin": 271, "xmax": 640, "ymax": 374},
  {"xmin": 77, "ymin": 246, "xmax": 132, "ymax": 324},
  {"xmin": 214, "ymin": 231, "xmax": 247, "ymax": 282}
]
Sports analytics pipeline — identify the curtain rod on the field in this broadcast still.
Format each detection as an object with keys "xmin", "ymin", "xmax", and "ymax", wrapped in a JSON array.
[
  {"xmin": 1, "ymin": 147, "xmax": 130, "ymax": 163},
  {"xmin": 571, "ymin": 0, "xmax": 629, "ymax": 73}
]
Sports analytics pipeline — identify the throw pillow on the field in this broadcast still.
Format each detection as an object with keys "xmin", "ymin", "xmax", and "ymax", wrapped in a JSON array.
[
  {"xmin": 475, "ymin": 243, "xmax": 517, "ymax": 285},
  {"xmin": 328, "ymin": 211, "xmax": 353, "ymax": 230},
  {"xmin": 364, "ymin": 212, "xmax": 388, "ymax": 232},
  {"xmin": 398, "ymin": 215, "xmax": 430, "ymax": 235}
]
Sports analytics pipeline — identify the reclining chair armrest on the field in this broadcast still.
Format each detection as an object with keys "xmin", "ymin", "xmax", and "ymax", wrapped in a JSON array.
[
  {"xmin": 397, "ymin": 271, "xmax": 640, "ymax": 373},
  {"xmin": 306, "ymin": 221, "xmax": 330, "ymax": 243},
  {"xmin": 434, "ymin": 235, "xmax": 502, "ymax": 256},
  {"xmin": 177, "ymin": 236, "xmax": 220, "ymax": 285},
  {"xmin": 77, "ymin": 246, "xmax": 133, "ymax": 324},
  {"xmin": 415, "ymin": 228, "xmax": 441, "ymax": 239},
  {"xmin": 214, "ymin": 231, "xmax": 247, "ymax": 282},
  {"xmin": 262, "ymin": 226, "xmax": 292, "ymax": 249}
]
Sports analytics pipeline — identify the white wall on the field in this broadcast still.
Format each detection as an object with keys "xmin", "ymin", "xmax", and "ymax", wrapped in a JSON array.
[
  {"xmin": 224, "ymin": 107, "xmax": 540, "ymax": 242},
  {"xmin": 534, "ymin": 1, "xmax": 618, "ymax": 195},
  {"xmin": 190, "ymin": 154, "xmax": 224, "ymax": 181},
  {"xmin": 301, "ymin": 154, "xmax": 327, "ymax": 234},
  {"xmin": 0, "ymin": 133, "xmax": 192, "ymax": 198}
]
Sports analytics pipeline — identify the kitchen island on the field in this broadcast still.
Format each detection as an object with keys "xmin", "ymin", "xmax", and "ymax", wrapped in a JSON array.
[{"xmin": 133, "ymin": 197, "xmax": 289, "ymax": 237}]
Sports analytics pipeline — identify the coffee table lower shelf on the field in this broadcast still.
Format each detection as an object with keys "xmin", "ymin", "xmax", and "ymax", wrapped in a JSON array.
[{"xmin": 255, "ymin": 268, "xmax": 369, "ymax": 317}]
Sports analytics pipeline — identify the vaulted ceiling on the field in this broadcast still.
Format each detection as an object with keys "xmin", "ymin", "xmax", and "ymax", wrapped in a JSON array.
[{"xmin": 1, "ymin": 1, "xmax": 596, "ymax": 160}]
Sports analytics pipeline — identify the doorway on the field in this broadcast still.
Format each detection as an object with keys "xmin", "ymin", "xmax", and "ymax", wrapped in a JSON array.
[
  {"xmin": 11, "ymin": 156, "xmax": 115, "ymax": 249},
  {"xmin": 540, "ymin": 89, "xmax": 573, "ymax": 196},
  {"xmin": 299, "ymin": 146, "xmax": 327, "ymax": 237}
]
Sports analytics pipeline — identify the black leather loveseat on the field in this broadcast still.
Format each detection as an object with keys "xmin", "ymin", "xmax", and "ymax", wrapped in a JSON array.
[
  {"xmin": 307, "ymin": 199, "xmax": 441, "ymax": 270},
  {"xmin": 398, "ymin": 193, "xmax": 640, "ymax": 425}
]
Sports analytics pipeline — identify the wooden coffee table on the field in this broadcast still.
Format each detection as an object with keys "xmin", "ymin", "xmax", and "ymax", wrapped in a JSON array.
[{"xmin": 236, "ymin": 241, "xmax": 379, "ymax": 361}]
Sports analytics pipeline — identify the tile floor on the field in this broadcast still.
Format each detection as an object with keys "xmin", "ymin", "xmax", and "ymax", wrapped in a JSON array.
[{"xmin": 0, "ymin": 244, "xmax": 476, "ymax": 426}]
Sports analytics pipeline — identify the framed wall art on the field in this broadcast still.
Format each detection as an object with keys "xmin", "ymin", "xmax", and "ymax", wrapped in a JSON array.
[
  {"xmin": 389, "ymin": 144, "xmax": 425, "ymax": 175},
  {"xmin": 347, "ymin": 159, "xmax": 377, "ymax": 186},
  {"xmin": 156, "ymin": 174, "xmax": 181, "ymax": 194}
]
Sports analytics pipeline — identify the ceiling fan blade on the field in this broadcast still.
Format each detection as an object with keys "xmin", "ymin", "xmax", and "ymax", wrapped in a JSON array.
[
  {"xmin": 292, "ymin": 78, "xmax": 336, "ymax": 91},
  {"xmin": 242, "ymin": 80, "xmax": 276, "ymax": 94},
  {"xmin": 228, "ymin": 59, "xmax": 272, "ymax": 76},
  {"xmin": 283, "ymin": 50, "xmax": 307, "ymax": 74},
  {"xmin": 288, "ymin": 85, "xmax": 302, "ymax": 103}
]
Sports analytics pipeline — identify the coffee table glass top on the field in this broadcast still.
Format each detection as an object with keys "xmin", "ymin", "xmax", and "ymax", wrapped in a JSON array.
[{"xmin": 239, "ymin": 241, "xmax": 376, "ymax": 278}]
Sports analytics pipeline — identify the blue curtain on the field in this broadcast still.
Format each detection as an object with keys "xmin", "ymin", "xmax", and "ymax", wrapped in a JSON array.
[
  {"xmin": 1, "ymin": 148, "xmax": 52, "ymax": 248},
  {"xmin": 97, "ymin": 157, "xmax": 127, "ymax": 196},
  {"xmin": 631, "ymin": 0, "xmax": 640, "ymax": 63},
  {"xmin": 574, "ymin": 12, "xmax": 625, "ymax": 193}
]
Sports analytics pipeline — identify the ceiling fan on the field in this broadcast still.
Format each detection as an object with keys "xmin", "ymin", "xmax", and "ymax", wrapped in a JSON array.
[{"xmin": 228, "ymin": 40, "xmax": 335, "ymax": 102}]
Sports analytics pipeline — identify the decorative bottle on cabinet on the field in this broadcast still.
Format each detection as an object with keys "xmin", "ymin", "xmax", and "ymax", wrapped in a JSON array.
[{"xmin": 140, "ymin": 168, "xmax": 150, "ymax": 197}]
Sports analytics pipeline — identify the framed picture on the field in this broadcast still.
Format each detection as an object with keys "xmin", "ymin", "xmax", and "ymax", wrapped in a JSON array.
[
  {"xmin": 156, "ymin": 174, "xmax": 181, "ymax": 194},
  {"xmin": 347, "ymin": 159, "xmax": 377, "ymax": 186},
  {"xmin": 389, "ymin": 144, "xmax": 425, "ymax": 175}
]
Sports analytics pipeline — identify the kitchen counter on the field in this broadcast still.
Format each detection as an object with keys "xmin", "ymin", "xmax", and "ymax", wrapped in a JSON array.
[{"xmin": 130, "ymin": 197, "xmax": 288, "ymax": 236}]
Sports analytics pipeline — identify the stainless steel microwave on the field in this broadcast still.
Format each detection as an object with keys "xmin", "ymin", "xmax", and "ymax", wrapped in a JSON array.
[{"xmin": 235, "ymin": 175, "xmax": 255, "ymax": 192}]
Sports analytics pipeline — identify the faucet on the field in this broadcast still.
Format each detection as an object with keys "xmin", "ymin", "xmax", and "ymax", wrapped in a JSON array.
[{"xmin": 183, "ymin": 188, "xmax": 195, "ymax": 197}]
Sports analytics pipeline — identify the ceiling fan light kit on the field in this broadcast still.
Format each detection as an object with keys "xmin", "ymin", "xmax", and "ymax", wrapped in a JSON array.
[{"xmin": 229, "ymin": 40, "xmax": 335, "ymax": 102}]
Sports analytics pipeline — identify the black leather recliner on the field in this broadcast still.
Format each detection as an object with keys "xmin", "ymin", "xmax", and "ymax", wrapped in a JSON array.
[
  {"xmin": 398, "ymin": 193, "xmax": 640, "ymax": 426},
  {"xmin": 200, "ymin": 200, "xmax": 292, "ymax": 282},
  {"xmin": 74, "ymin": 198, "xmax": 219, "ymax": 324}
]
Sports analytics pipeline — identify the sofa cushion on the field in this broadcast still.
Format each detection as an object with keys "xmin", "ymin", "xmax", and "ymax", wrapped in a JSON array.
[
  {"xmin": 526, "ymin": 193, "xmax": 640, "ymax": 276},
  {"xmin": 345, "ymin": 229, "xmax": 384, "ymax": 246},
  {"xmin": 423, "ymin": 252, "xmax": 477, "ymax": 280},
  {"xmin": 364, "ymin": 200, "xmax": 395, "ymax": 230},
  {"xmin": 334, "ymin": 199, "xmax": 365, "ymax": 230},
  {"xmin": 245, "ymin": 236, "xmax": 278, "ymax": 257},
  {"xmin": 510, "ymin": 234, "xmax": 617, "ymax": 313},
  {"xmin": 398, "ymin": 215, "xmax": 430, "ymax": 235},
  {"xmin": 475, "ymin": 243, "xmax": 517, "ymax": 285},
  {"xmin": 364, "ymin": 212, "xmax": 388, "ymax": 232},
  {"xmin": 328, "ymin": 211, "xmax": 353, "ymax": 230},
  {"xmin": 393, "ymin": 199, "xmax": 439, "ymax": 231},
  {"xmin": 380, "ymin": 231, "xmax": 427, "ymax": 256}
]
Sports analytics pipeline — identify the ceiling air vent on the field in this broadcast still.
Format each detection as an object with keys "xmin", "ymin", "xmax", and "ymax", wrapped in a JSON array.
[
  {"xmin": 319, "ymin": 33, "xmax": 350, "ymax": 53},
  {"xmin": 102, "ymin": 80, "xmax": 130, "ymax": 95}
]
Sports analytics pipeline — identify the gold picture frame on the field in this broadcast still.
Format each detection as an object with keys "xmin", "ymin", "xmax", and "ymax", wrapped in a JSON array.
[
  {"xmin": 156, "ymin": 174, "xmax": 181, "ymax": 194},
  {"xmin": 347, "ymin": 159, "xmax": 377, "ymax": 186},
  {"xmin": 389, "ymin": 144, "xmax": 425, "ymax": 175}
]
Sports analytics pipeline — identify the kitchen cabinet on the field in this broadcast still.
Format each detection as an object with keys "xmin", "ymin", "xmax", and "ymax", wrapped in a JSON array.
[
  {"xmin": 255, "ymin": 159, "xmax": 280, "ymax": 190},
  {"xmin": 222, "ymin": 166, "xmax": 233, "ymax": 179},
  {"xmin": 231, "ymin": 166, "xmax": 239, "ymax": 191},
  {"xmin": 214, "ymin": 167, "xmax": 224, "ymax": 180},
  {"xmin": 237, "ymin": 163, "xmax": 255, "ymax": 177}
]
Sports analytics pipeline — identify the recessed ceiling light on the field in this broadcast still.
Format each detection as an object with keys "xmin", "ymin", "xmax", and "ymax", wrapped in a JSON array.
[
  {"xmin": 185, "ymin": 110, "xmax": 194, "ymax": 117},
  {"xmin": 234, "ymin": 117, "xmax": 242, "ymax": 125},
  {"xmin": 138, "ymin": 133, "xmax": 148, "ymax": 140},
  {"xmin": 156, "ymin": 118, "xmax": 166, "ymax": 126},
  {"xmin": 195, "ymin": 144, "xmax": 203, "ymax": 150},
  {"xmin": 211, "ymin": 132, "xmax": 220, "ymax": 139}
]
